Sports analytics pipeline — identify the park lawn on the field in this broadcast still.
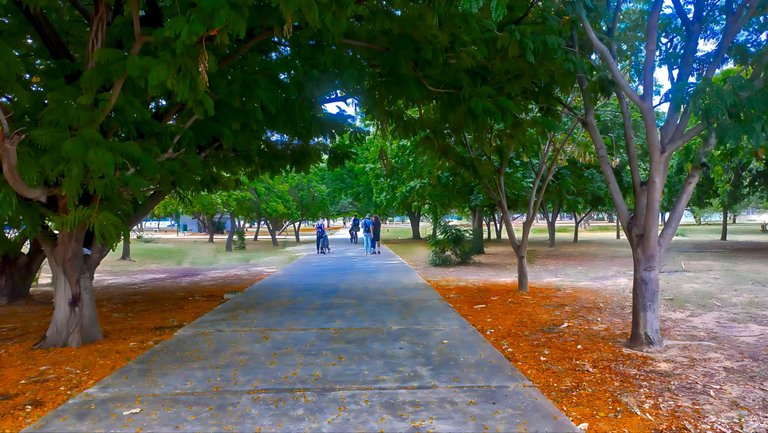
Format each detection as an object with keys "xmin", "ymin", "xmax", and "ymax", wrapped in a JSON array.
[{"xmin": 0, "ymin": 237, "xmax": 302, "ymax": 432}]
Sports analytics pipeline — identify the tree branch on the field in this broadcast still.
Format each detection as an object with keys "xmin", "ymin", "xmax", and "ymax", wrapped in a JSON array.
[
  {"xmin": 413, "ymin": 65, "xmax": 460, "ymax": 94},
  {"xmin": 98, "ymin": 0, "xmax": 151, "ymax": 125},
  {"xmin": 641, "ymin": 0, "xmax": 663, "ymax": 104},
  {"xmin": 616, "ymin": 89, "xmax": 642, "ymax": 198},
  {"xmin": 0, "ymin": 131, "xmax": 50, "ymax": 203},
  {"xmin": 13, "ymin": 0, "xmax": 75, "ymax": 62},
  {"xmin": 666, "ymin": 122, "xmax": 706, "ymax": 155},
  {"xmin": 67, "ymin": 0, "xmax": 92, "ymax": 22},
  {"xmin": 340, "ymin": 38, "xmax": 389, "ymax": 52},
  {"xmin": 670, "ymin": 0, "xmax": 691, "ymax": 29},
  {"xmin": 219, "ymin": 29, "xmax": 273, "ymax": 69},
  {"xmin": 659, "ymin": 133, "xmax": 716, "ymax": 249},
  {"xmin": 577, "ymin": 71, "xmax": 631, "ymax": 231},
  {"xmin": 578, "ymin": 11, "xmax": 646, "ymax": 111}
]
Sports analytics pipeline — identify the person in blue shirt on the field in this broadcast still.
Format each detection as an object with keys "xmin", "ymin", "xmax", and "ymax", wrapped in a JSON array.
[
  {"xmin": 315, "ymin": 219, "xmax": 327, "ymax": 254},
  {"xmin": 361, "ymin": 214, "xmax": 374, "ymax": 255},
  {"xmin": 349, "ymin": 214, "xmax": 360, "ymax": 244}
]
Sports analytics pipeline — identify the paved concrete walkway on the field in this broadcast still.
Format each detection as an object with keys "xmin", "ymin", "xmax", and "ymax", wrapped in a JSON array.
[{"xmin": 27, "ymin": 233, "xmax": 578, "ymax": 432}]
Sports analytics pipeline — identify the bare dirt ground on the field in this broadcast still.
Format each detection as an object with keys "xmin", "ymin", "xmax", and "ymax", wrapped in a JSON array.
[{"xmin": 389, "ymin": 224, "xmax": 768, "ymax": 433}]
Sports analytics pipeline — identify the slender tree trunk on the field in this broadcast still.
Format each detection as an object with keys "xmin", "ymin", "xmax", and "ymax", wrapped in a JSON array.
[
  {"xmin": 431, "ymin": 211, "xmax": 439, "ymax": 238},
  {"xmin": 293, "ymin": 221, "xmax": 302, "ymax": 243},
  {"xmin": 265, "ymin": 219, "xmax": 279, "ymax": 246},
  {"xmin": 573, "ymin": 212, "xmax": 580, "ymax": 243},
  {"xmin": 496, "ymin": 203, "xmax": 530, "ymax": 292},
  {"xmin": 406, "ymin": 210, "xmax": 422, "ymax": 240},
  {"xmin": 225, "ymin": 213, "xmax": 236, "ymax": 252},
  {"xmin": 205, "ymin": 215, "xmax": 215, "ymax": 243},
  {"xmin": 119, "ymin": 230, "xmax": 132, "ymax": 260},
  {"xmin": 616, "ymin": 217, "xmax": 621, "ymax": 240},
  {"xmin": 253, "ymin": 219, "xmax": 261, "ymax": 241},
  {"xmin": 485, "ymin": 217, "xmax": 492, "ymax": 241},
  {"xmin": 0, "ymin": 239, "xmax": 46, "ymax": 304},
  {"xmin": 731, "ymin": 213, "xmax": 736, "ymax": 224},
  {"xmin": 720, "ymin": 207, "xmax": 728, "ymax": 241},
  {"xmin": 494, "ymin": 212, "xmax": 502, "ymax": 240},
  {"xmin": 629, "ymin": 250, "xmax": 663, "ymax": 349},
  {"xmin": 35, "ymin": 231, "xmax": 104, "ymax": 348},
  {"xmin": 471, "ymin": 206, "xmax": 484, "ymax": 254}
]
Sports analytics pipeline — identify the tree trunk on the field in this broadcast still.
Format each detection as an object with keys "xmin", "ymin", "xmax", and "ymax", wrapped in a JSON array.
[
  {"xmin": 496, "ymin": 203, "xmax": 530, "ymax": 292},
  {"xmin": 731, "ymin": 213, "xmax": 736, "ymax": 224},
  {"xmin": 494, "ymin": 212, "xmax": 503, "ymax": 240},
  {"xmin": 541, "ymin": 202, "xmax": 560, "ymax": 248},
  {"xmin": 265, "ymin": 219, "xmax": 279, "ymax": 246},
  {"xmin": 471, "ymin": 206, "xmax": 484, "ymax": 254},
  {"xmin": 607, "ymin": 212, "xmax": 615, "ymax": 223},
  {"xmin": 720, "ymin": 207, "xmax": 728, "ymax": 241},
  {"xmin": 573, "ymin": 212, "xmax": 580, "ymax": 243},
  {"xmin": 629, "ymin": 251, "xmax": 663, "ymax": 350},
  {"xmin": 485, "ymin": 217, "xmax": 492, "ymax": 241},
  {"xmin": 406, "ymin": 210, "xmax": 422, "ymax": 240},
  {"xmin": 0, "ymin": 239, "xmax": 46, "ymax": 304},
  {"xmin": 35, "ymin": 231, "xmax": 104, "ymax": 348},
  {"xmin": 205, "ymin": 215, "xmax": 215, "ymax": 243},
  {"xmin": 516, "ymin": 250, "xmax": 529, "ymax": 293},
  {"xmin": 225, "ymin": 213, "xmax": 236, "ymax": 252},
  {"xmin": 616, "ymin": 217, "xmax": 621, "ymax": 240},
  {"xmin": 119, "ymin": 230, "xmax": 132, "ymax": 260},
  {"xmin": 293, "ymin": 222, "xmax": 301, "ymax": 243},
  {"xmin": 546, "ymin": 216, "xmax": 556, "ymax": 248},
  {"xmin": 253, "ymin": 220, "xmax": 261, "ymax": 241}
]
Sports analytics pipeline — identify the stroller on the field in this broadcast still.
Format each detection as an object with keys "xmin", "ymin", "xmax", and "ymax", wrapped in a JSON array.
[{"xmin": 319, "ymin": 234, "xmax": 330, "ymax": 254}]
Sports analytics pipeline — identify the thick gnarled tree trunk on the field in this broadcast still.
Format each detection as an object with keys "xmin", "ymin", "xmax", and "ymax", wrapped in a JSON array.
[
  {"xmin": 406, "ymin": 209, "xmax": 422, "ymax": 240},
  {"xmin": 35, "ymin": 230, "xmax": 105, "ymax": 348},
  {"xmin": 0, "ymin": 239, "xmax": 46, "ymax": 304}
]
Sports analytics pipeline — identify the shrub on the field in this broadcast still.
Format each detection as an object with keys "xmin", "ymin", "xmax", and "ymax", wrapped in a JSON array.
[
  {"xmin": 234, "ymin": 229, "xmax": 247, "ymax": 250},
  {"xmin": 428, "ymin": 222, "xmax": 476, "ymax": 266}
]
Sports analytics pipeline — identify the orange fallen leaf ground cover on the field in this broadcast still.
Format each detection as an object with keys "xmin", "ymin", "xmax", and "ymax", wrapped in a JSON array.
[
  {"xmin": 0, "ymin": 275, "xmax": 262, "ymax": 433},
  {"xmin": 429, "ymin": 279, "xmax": 697, "ymax": 433}
]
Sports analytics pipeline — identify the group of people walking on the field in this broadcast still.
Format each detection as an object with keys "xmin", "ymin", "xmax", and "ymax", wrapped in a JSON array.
[
  {"xmin": 349, "ymin": 214, "xmax": 381, "ymax": 255},
  {"xmin": 315, "ymin": 213, "xmax": 382, "ymax": 255}
]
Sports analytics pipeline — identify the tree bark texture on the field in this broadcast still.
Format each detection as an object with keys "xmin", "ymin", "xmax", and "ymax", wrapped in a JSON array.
[
  {"xmin": 253, "ymin": 220, "xmax": 261, "ymax": 241},
  {"xmin": 293, "ymin": 221, "xmax": 301, "ymax": 243},
  {"xmin": 406, "ymin": 210, "xmax": 422, "ymax": 240},
  {"xmin": 35, "ymin": 230, "xmax": 104, "ymax": 348},
  {"xmin": 721, "ymin": 207, "xmax": 728, "ymax": 241},
  {"xmin": 266, "ymin": 219, "xmax": 280, "ymax": 246},
  {"xmin": 119, "ymin": 231, "xmax": 132, "ymax": 260},
  {"xmin": 0, "ymin": 239, "xmax": 46, "ymax": 304},
  {"xmin": 496, "ymin": 203, "xmax": 531, "ymax": 292},
  {"xmin": 471, "ymin": 206, "xmax": 484, "ymax": 254},
  {"xmin": 629, "ymin": 251, "xmax": 663, "ymax": 349}
]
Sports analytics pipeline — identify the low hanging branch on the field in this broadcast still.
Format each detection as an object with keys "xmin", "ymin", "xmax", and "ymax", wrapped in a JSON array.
[{"xmin": 0, "ymin": 110, "xmax": 50, "ymax": 203}]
